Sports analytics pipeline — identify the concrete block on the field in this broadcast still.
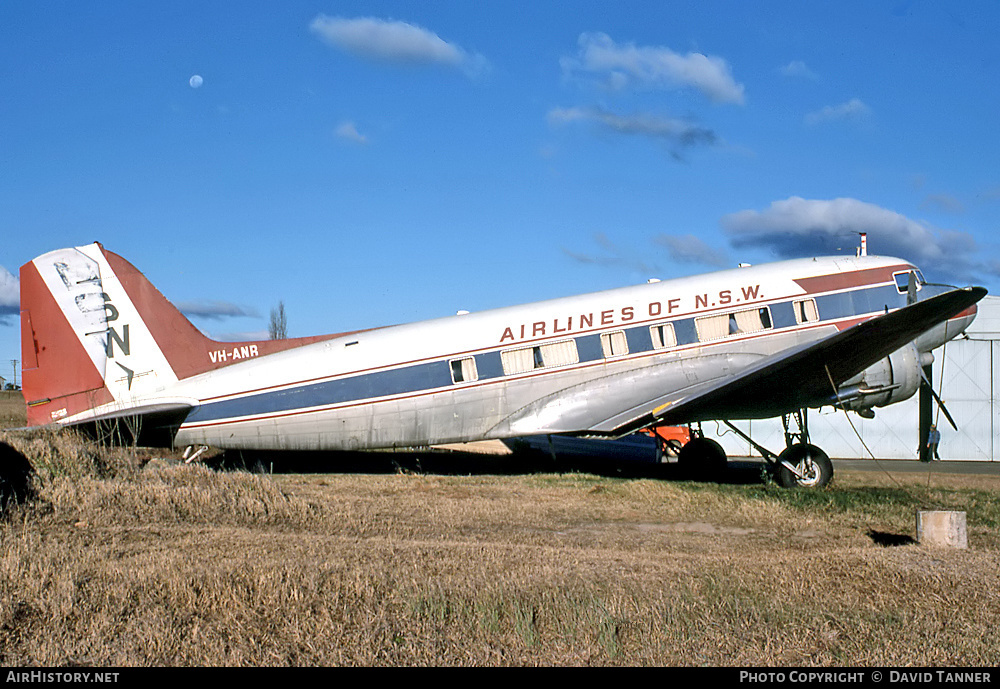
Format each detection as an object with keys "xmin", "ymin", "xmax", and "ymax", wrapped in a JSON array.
[{"xmin": 916, "ymin": 510, "xmax": 967, "ymax": 548}]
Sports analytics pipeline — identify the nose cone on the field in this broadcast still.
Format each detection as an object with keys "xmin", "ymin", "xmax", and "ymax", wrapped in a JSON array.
[
  {"xmin": 949, "ymin": 300, "xmax": 979, "ymax": 336},
  {"xmin": 914, "ymin": 288, "xmax": 984, "ymax": 353}
]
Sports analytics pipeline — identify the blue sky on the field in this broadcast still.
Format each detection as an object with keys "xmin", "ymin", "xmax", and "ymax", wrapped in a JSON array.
[{"xmin": 3, "ymin": 1, "xmax": 1000, "ymax": 382}]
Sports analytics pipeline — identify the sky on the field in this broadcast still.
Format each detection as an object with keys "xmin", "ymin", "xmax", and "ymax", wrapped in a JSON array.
[{"xmin": 3, "ymin": 1, "xmax": 1000, "ymax": 383}]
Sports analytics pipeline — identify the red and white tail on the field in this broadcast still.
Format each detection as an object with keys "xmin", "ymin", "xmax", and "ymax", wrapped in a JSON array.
[{"xmin": 20, "ymin": 242, "xmax": 333, "ymax": 427}]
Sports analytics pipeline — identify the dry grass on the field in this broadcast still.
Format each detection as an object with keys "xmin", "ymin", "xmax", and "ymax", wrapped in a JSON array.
[
  {"xmin": 1, "ymin": 427, "xmax": 999, "ymax": 666},
  {"xmin": 0, "ymin": 390, "xmax": 24, "ymax": 428}
]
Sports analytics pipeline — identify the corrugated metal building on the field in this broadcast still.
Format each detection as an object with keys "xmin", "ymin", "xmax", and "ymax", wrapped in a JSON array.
[{"xmin": 705, "ymin": 295, "xmax": 1000, "ymax": 462}]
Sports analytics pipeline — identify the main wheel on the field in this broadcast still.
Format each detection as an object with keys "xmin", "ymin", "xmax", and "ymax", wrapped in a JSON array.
[
  {"xmin": 677, "ymin": 437, "xmax": 728, "ymax": 481},
  {"xmin": 776, "ymin": 443, "xmax": 832, "ymax": 488}
]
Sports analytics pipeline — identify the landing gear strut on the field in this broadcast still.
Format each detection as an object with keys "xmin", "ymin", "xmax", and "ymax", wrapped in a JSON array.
[{"xmin": 721, "ymin": 409, "xmax": 833, "ymax": 489}]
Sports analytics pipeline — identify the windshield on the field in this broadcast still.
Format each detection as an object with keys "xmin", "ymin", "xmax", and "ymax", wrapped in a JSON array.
[{"xmin": 893, "ymin": 270, "xmax": 924, "ymax": 294}]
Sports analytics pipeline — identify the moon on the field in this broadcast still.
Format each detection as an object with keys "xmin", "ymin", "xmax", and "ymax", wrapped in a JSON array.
[{"xmin": 189, "ymin": 75, "xmax": 203, "ymax": 89}]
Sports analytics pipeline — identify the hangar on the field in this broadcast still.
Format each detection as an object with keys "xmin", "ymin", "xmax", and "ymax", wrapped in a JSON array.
[{"xmin": 705, "ymin": 296, "xmax": 1000, "ymax": 462}]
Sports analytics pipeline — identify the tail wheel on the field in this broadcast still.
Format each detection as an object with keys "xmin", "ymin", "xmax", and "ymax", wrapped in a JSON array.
[
  {"xmin": 776, "ymin": 444, "xmax": 832, "ymax": 488},
  {"xmin": 677, "ymin": 437, "xmax": 728, "ymax": 480}
]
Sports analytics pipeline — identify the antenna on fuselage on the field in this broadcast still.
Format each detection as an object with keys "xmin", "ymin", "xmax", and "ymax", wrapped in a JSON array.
[{"xmin": 857, "ymin": 232, "xmax": 868, "ymax": 257}]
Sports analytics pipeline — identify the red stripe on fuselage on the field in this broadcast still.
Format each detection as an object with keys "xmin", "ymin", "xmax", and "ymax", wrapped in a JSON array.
[{"xmin": 793, "ymin": 265, "xmax": 910, "ymax": 295}]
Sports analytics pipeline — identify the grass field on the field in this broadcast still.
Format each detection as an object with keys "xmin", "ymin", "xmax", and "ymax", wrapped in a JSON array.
[
  {"xmin": 0, "ymin": 390, "xmax": 24, "ymax": 428},
  {"xmin": 1, "ymin": 415, "xmax": 999, "ymax": 667}
]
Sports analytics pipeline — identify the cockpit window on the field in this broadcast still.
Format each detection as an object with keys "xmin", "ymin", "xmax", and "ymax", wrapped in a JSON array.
[{"xmin": 893, "ymin": 270, "xmax": 922, "ymax": 294}]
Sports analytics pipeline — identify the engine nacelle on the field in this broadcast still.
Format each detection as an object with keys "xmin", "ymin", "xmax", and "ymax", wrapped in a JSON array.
[{"xmin": 835, "ymin": 343, "xmax": 922, "ymax": 413}]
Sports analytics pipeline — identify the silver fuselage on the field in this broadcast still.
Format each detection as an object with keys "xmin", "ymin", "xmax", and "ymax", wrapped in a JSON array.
[{"xmin": 168, "ymin": 255, "xmax": 974, "ymax": 451}]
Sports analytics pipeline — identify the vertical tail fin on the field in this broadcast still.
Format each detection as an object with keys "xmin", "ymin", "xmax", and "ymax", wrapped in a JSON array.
[
  {"xmin": 20, "ymin": 243, "xmax": 184, "ymax": 426},
  {"xmin": 21, "ymin": 242, "xmax": 341, "ymax": 428}
]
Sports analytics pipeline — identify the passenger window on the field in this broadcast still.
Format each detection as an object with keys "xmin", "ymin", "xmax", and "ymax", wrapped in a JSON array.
[
  {"xmin": 793, "ymin": 299, "xmax": 819, "ymax": 324},
  {"xmin": 695, "ymin": 313, "xmax": 730, "ymax": 342},
  {"xmin": 600, "ymin": 331, "xmax": 628, "ymax": 358},
  {"xmin": 538, "ymin": 340, "xmax": 579, "ymax": 367},
  {"xmin": 731, "ymin": 307, "xmax": 772, "ymax": 334},
  {"xmin": 500, "ymin": 340, "xmax": 578, "ymax": 375},
  {"xmin": 650, "ymin": 323, "xmax": 677, "ymax": 350},
  {"xmin": 697, "ymin": 307, "xmax": 773, "ymax": 341},
  {"xmin": 450, "ymin": 357, "xmax": 478, "ymax": 383},
  {"xmin": 501, "ymin": 347, "xmax": 535, "ymax": 375}
]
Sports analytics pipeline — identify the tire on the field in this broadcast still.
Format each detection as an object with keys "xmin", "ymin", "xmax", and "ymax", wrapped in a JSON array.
[
  {"xmin": 677, "ymin": 437, "xmax": 728, "ymax": 481},
  {"xmin": 776, "ymin": 444, "xmax": 832, "ymax": 488}
]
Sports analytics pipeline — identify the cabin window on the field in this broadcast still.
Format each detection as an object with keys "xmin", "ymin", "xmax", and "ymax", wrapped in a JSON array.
[
  {"xmin": 501, "ymin": 347, "xmax": 536, "ymax": 375},
  {"xmin": 793, "ymin": 298, "xmax": 819, "ymax": 324},
  {"xmin": 539, "ymin": 339, "xmax": 579, "ymax": 367},
  {"xmin": 450, "ymin": 357, "xmax": 478, "ymax": 384},
  {"xmin": 501, "ymin": 340, "xmax": 579, "ymax": 375},
  {"xmin": 650, "ymin": 323, "xmax": 677, "ymax": 350},
  {"xmin": 600, "ymin": 331, "xmax": 628, "ymax": 358},
  {"xmin": 695, "ymin": 313, "xmax": 730, "ymax": 342},
  {"xmin": 732, "ymin": 306, "xmax": 772, "ymax": 334},
  {"xmin": 696, "ymin": 307, "xmax": 773, "ymax": 342}
]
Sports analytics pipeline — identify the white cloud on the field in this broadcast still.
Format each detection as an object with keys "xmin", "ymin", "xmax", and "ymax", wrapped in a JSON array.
[
  {"xmin": 921, "ymin": 193, "xmax": 965, "ymax": 214},
  {"xmin": 561, "ymin": 33, "xmax": 745, "ymax": 105},
  {"xmin": 979, "ymin": 184, "xmax": 1000, "ymax": 201},
  {"xmin": 335, "ymin": 121, "xmax": 368, "ymax": 145},
  {"xmin": 548, "ymin": 106, "xmax": 716, "ymax": 158},
  {"xmin": 779, "ymin": 60, "xmax": 818, "ymax": 80},
  {"xmin": 562, "ymin": 232, "xmax": 659, "ymax": 275},
  {"xmin": 721, "ymin": 196, "xmax": 984, "ymax": 284},
  {"xmin": 654, "ymin": 234, "xmax": 731, "ymax": 268},
  {"xmin": 805, "ymin": 98, "xmax": 871, "ymax": 125},
  {"xmin": 177, "ymin": 300, "xmax": 259, "ymax": 321},
  {"xmin": 216, "ymin": 330, "xmax": 271, "ymax": 343},
  {"xmin": 0, "ymin": 265, "xmax": 18, "ymax": 324},
  {"xmin": 309, "ymin": 15, "xmax": 488, "ymax": 76}
]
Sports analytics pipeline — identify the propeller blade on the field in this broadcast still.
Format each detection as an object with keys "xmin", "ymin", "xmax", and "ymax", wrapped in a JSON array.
[
  {"xmin": 920, "ymin": 368, "xmax": 958, "ymax": 431},
  {"xmin": 907, "ymin": 271, "xmax": 917, "ymax": 305}
]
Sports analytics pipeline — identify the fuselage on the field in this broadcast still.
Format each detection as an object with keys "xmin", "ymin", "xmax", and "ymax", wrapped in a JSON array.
[{"xmin": 166, "ymin": 254, "xmax": 976, "ymax": 451}]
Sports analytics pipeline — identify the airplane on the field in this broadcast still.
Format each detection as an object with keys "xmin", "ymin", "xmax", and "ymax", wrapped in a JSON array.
[{"xmin": 18, "ymin": 241, "xmax": 985, "ymax": 488}]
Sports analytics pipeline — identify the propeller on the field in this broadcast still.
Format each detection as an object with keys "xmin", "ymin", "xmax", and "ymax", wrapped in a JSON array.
[{"xmin": 920, "ymin": 366, "xmax": 958, "ymax": 431}]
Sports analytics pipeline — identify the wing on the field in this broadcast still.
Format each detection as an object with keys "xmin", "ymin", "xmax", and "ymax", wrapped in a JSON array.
[{"xmin": 490, "ymin": 286, "xmax": 987, "ymax": 438}]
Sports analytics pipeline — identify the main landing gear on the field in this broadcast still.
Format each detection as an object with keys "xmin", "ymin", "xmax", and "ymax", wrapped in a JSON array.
[
  {"xmin": 676, "ymin": 433, "xmax": 728, "ymax": 480},
  {"xmin": 667, "ymin": 410, "xmax": 832, "ymax": 488},
  {"xmin": 720, "ymin": 409, "xmax": 833, "ymax": 488}
]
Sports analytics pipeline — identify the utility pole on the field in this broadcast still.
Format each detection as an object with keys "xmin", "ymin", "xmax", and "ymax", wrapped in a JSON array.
[{"xmin": 10, "ymin": 360, "xmax": 17, "ymax": 389}]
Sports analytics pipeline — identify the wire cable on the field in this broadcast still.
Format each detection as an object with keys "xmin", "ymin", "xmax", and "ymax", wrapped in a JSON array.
[{"xmin": 823, "ymin": 363, "xmax": 941, "ymax": 508}]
